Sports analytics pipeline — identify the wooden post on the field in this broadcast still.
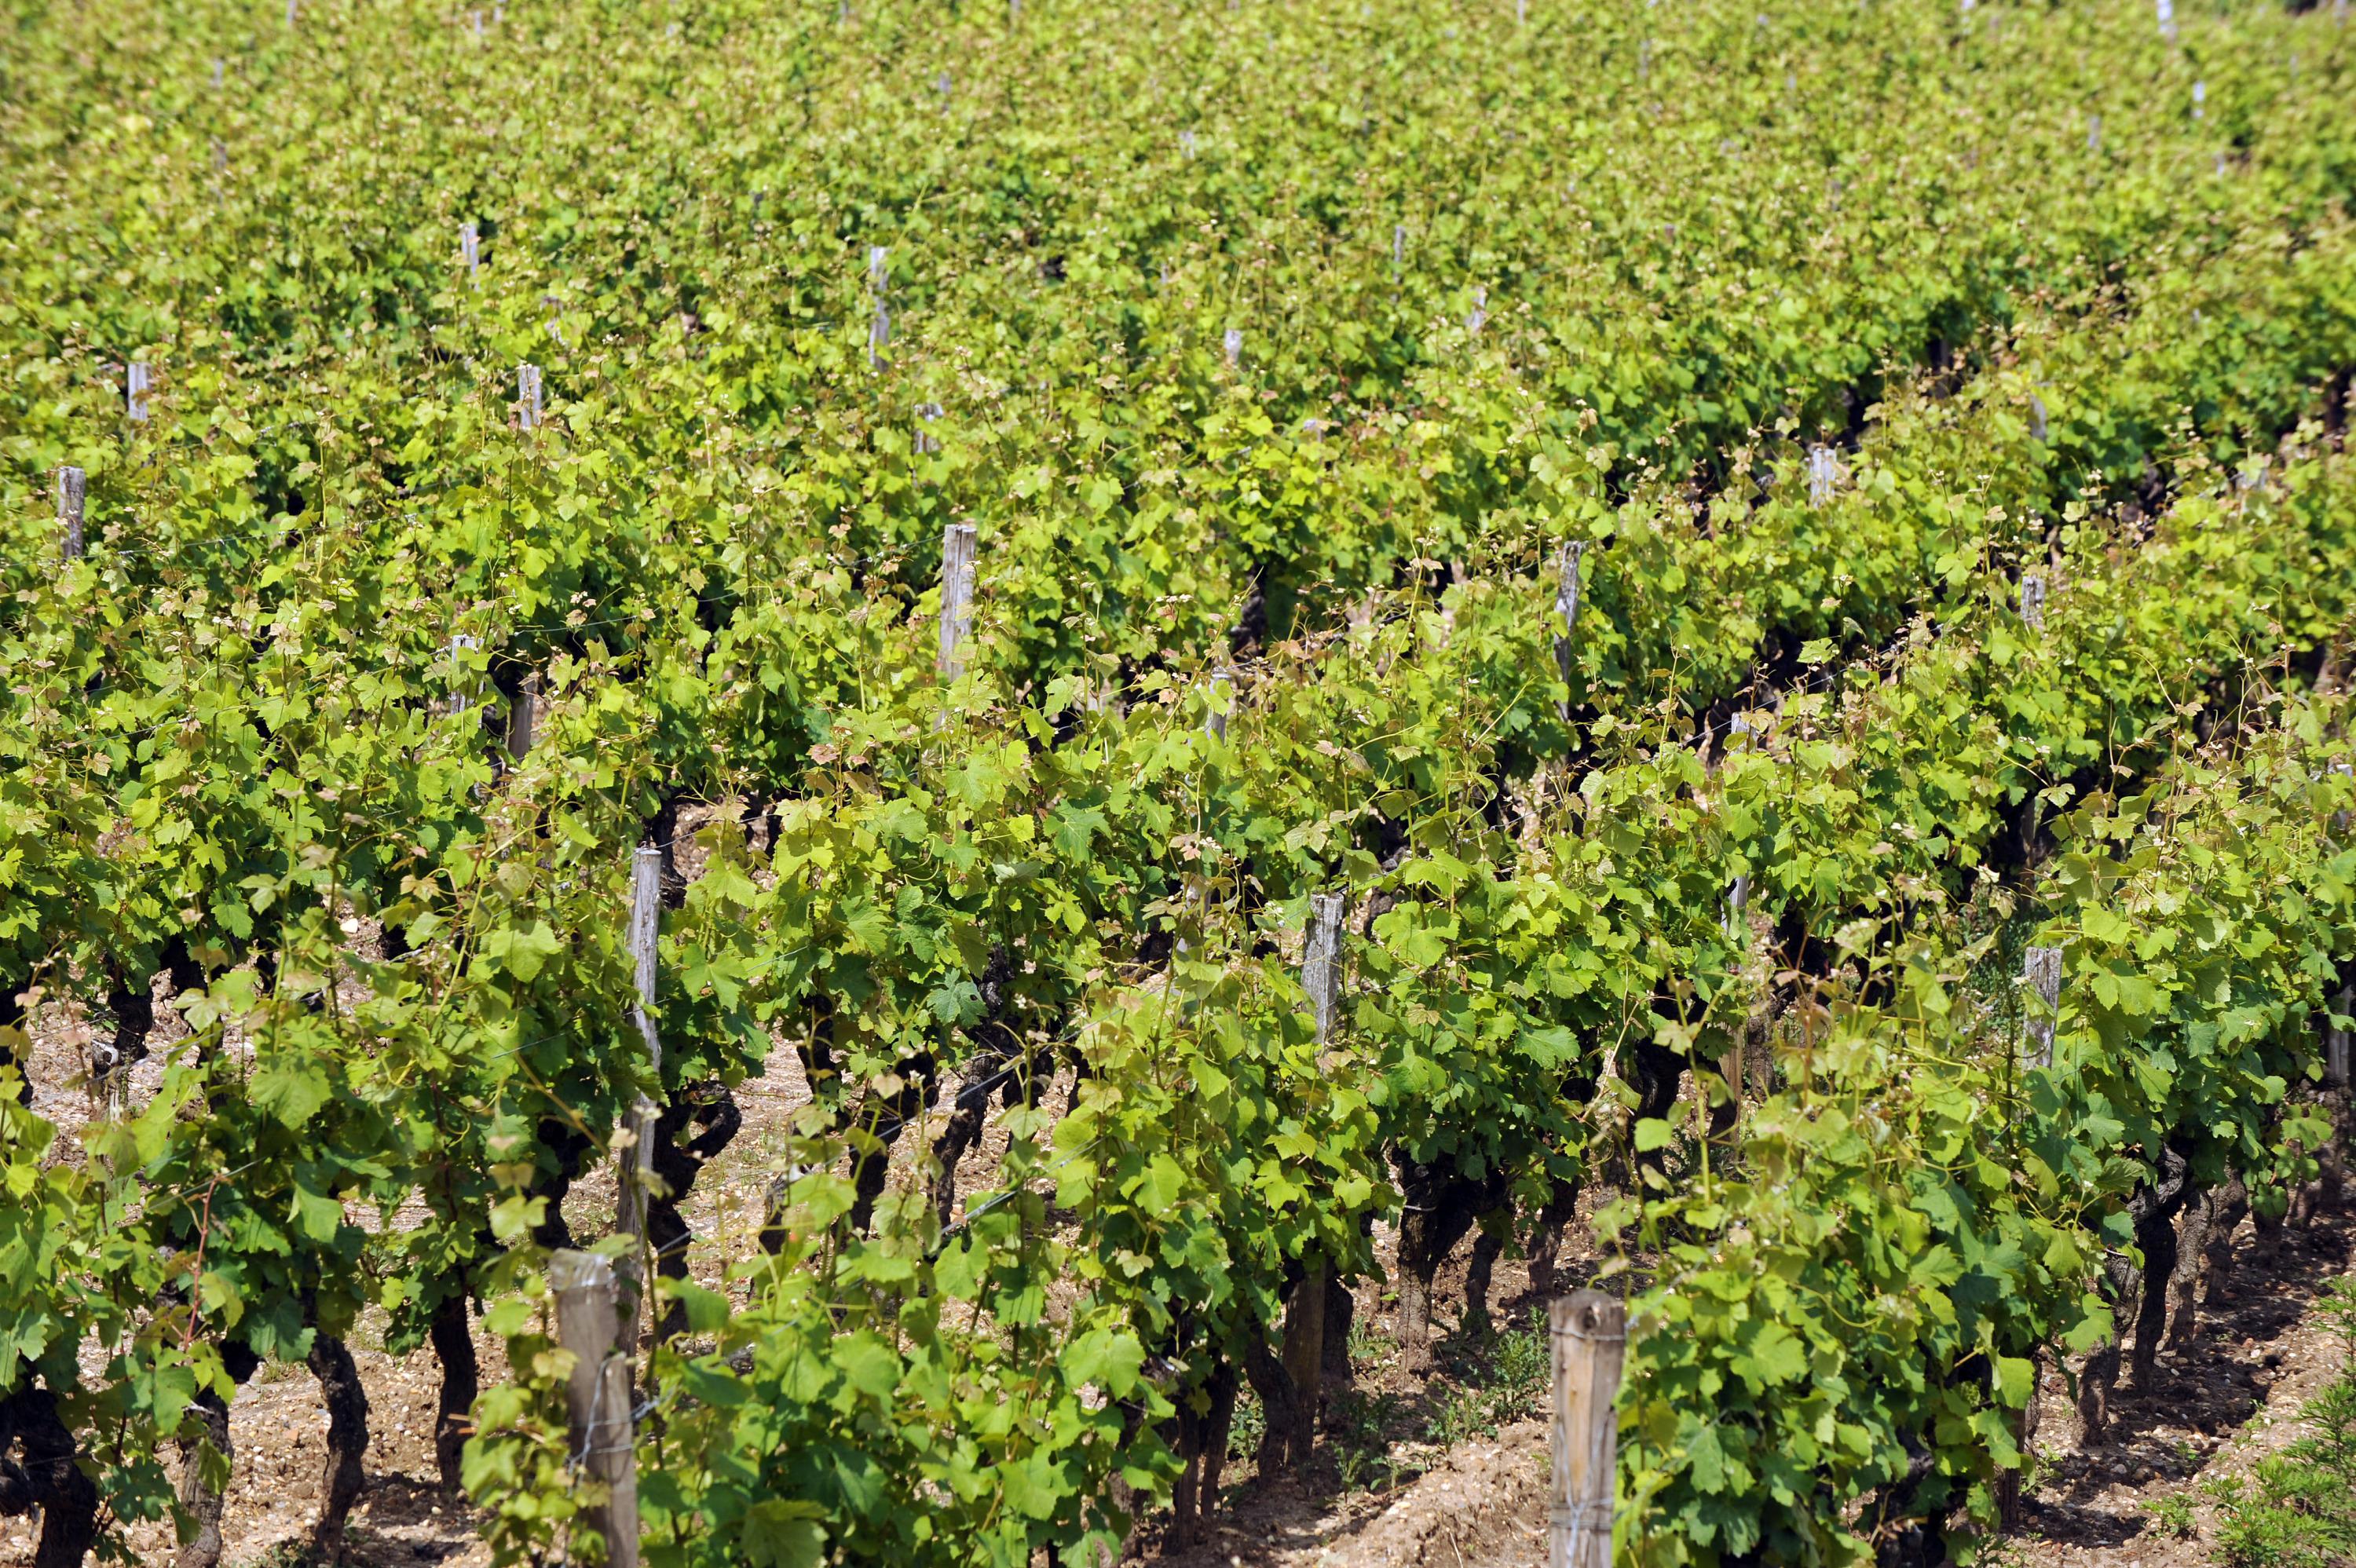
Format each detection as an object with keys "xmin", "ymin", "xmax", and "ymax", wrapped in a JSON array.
[
  {"xmin": 915, "ymin": 401, "xmax": 944, "ymax": 455},
  {"xmin": 2019, "ymin": 572, "xmax": 2047, "ymax": 630},
  {"xmin": 126, "ymin": 363, "xmax": 151, "ymax": 423},
  {"xmin": 1180, "ymin": 129, "xmax": 1197, "ymax": 159},
  {"xmin": 868, "ymin": 246, "xmax": 890, "ymax": 371},
  {"xmin": 448, "ymin": 634, "xmax": 481, "ymax": 712},
  {"xmin": 1392, "ymin": 223, "xmax": 1405, "ymax": 276},
  {"xmin": 2087, "ymin": 113, "xmax": 2101, "ymax": 152},
  {"xmin": 1806, "ymin": 444, "xmax": 1836, "ymax": 506},
  {"xmin": 615, "ymin": 847, "xmax": 664, "ymax": 1328},
  {"xmin": 2029, "ymin": 394, "xmax": 2048, "ymax": 444},
  {"xmin": 1224, "ymin": 327, "xmax": 1242, "ymax": 367},
  {"xmin": 1467, "ymin": 284, "xmax": 1487, "ymax": 336},
  {"xmin": 1549, "ymin": 1291, "xmax": 1624, "ymax": 1568},
  {"xmin": 1303, "ymin": 891, "xmax": 1346, "ymax": 1044},
  {"xmin": 937, "ymin": 523, "xmax": 977, "ymax": 678},
  {"xmin": 1553, "ymin": 539, "xmax": 1586, "ymax": 724},
  {"xmin": 508, "ymin": 672, "xmax": 539, "ymax": 758},
  {"xmin": 2329, "ymin": 981, "xmax": 2352, "ymax": 1088},
  {"xmin": 550, "ymin": 1251, "xmax": 639, "ymax": 1568},
  {"xmin": 461, "ymin": 221, "xmax": 479, "ymax": 276},
  {"xmin": 1204, "ymin": 671, "xmax": 1231, "ymax": 744},
  {"xmin": 57, "ymin": 466, "xmax": 85, "ymax": 561},
  {"xmin": 518, "ymin": 363, "xmax": 541, "ymax": 431},
  {"xmin": 2022, "ymin": 945, "xmax": 2062, "ymax": 1068}
]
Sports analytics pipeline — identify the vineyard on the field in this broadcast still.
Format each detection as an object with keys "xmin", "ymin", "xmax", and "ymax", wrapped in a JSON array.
[{"xmin": 3, "ymin": 0, "xmax": 2355, "ymax": 1563}]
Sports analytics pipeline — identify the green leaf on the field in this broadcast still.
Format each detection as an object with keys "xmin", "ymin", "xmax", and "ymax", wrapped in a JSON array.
[
  {"xmin": 291, "ymin": 1181, "xmax": 343, "ymax": 1244},
  {"xmin": 251, "ymin": 1057, "xmax": 331, "ymax": 1129},
  {"xmin": 1059, "ymin": 1326, "xmax": 1146, "ymax": 1398},
  {"xmin": 660, "ymin": 1278, "xmax": 730, "ymax": 1335},
  {"xmin": 741, "ymin": 1501, "xmax": 826, "ymax": 1568}
]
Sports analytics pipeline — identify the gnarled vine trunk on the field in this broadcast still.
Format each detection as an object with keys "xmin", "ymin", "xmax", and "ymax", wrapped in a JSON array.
[
  {"xmin": 308, "ymin": 1332, "xmax": 371, "ymax": 1561},
  {"xmin": 427, "ymin": 1292, "xmax": 478, "ymax": 1493}
]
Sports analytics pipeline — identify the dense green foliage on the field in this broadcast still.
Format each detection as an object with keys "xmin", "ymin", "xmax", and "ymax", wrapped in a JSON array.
[{"xmin": 2, "ymin": 0, "xmax": 2354, "ymax": 1563}]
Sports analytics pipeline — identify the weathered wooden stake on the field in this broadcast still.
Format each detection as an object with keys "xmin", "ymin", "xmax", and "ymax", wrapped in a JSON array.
[
  {"xmin": 2029, "ymin": 393, "xmax": 2048, "ymax": 444},
  {"xmin": 1467, "ymin": 284, "xmax": 1487, "ymax": 336},
  {"xmin": 551, "ymin": 1251, "xmax": 639, "ymax": 1568},
  {"xmin": 1553, "ymin": 539, "xmax": 1586, "ymax": 724},
  {"xmin": 614, "ymin": 847, "xmax": 664, "ymax": 1327},
  {"xmin": 126, "ymin": 363, "xmax": 152, "ymax": 423},
  {"xmin": 2019, "ymin": 572, "xmax": 2047, "ymax": 630},
  {"xmin": 1303, "ymin": 892, "xmax": 1346, "ymax": 1044},
  {"xmin": 1806, "ymin": 444, "xmax": 1836, "ymax": 506},
  {"xmin": 1549, "ymin": 1291, "xmax": 1625, "ymax": 1568},
  {"xmin": 461, "ymin": 221, "xmax": 479, "ymax": 276},
  {"xmin": 2087, "ymin": 113, "xmax": 2102, "ymax": 152},
  {"xmin": 2329, "ymin": 981, "xmax": 2352, "ymax": 1088},
  {"xmin": 448, "ymin": 634, "xmax": 481, "ymax": 713},
  {"xmin": 915, "ymin": 401, "xmax": 944, "ymax": 455},
  {"xmin": 2022, "ymin": 945, "xmax": 2063, "ymax": 1068},
  {"xmin": 936, "ymin": 523, "xmax": 978, "ymax": 678},
  {"xmin": 518, "ymin": 363, "xmax": 542, "ymax": 430},
  {"xmin": 508, "ymin": 672, "xmax": 540, "ymax": 758},
  {"xmin": 57, "ymin": 466, "xmax": 85, "ymax": 561},
  {"xmin": 868, "ymin": 247, "xmax": 891, "ymax": 369},
  {"xmin": 1224, "ymin": 327, "xmax": 1242, "ymax": 367}
]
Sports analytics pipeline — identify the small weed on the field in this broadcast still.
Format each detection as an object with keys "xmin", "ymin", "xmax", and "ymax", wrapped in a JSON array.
[
  {"xmin": 2142, "ymin": 1492, "xmax": 2195, "ymax": 1541},
  {"xmin": 1427, "ymin": 1387, "xmax": 1490, "ymax": 1449},
  {"xmin": 1328, "ymin": 1388, "xmax": 1407, "ymax": 1493},
  {"xmin": 1483, "ymin": 1307, "xmax": 1549, "ymax": 1418},
  {"xmin": 1227, "ymin": 1388, "xmax": 1264, "ymax": 1463}
]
